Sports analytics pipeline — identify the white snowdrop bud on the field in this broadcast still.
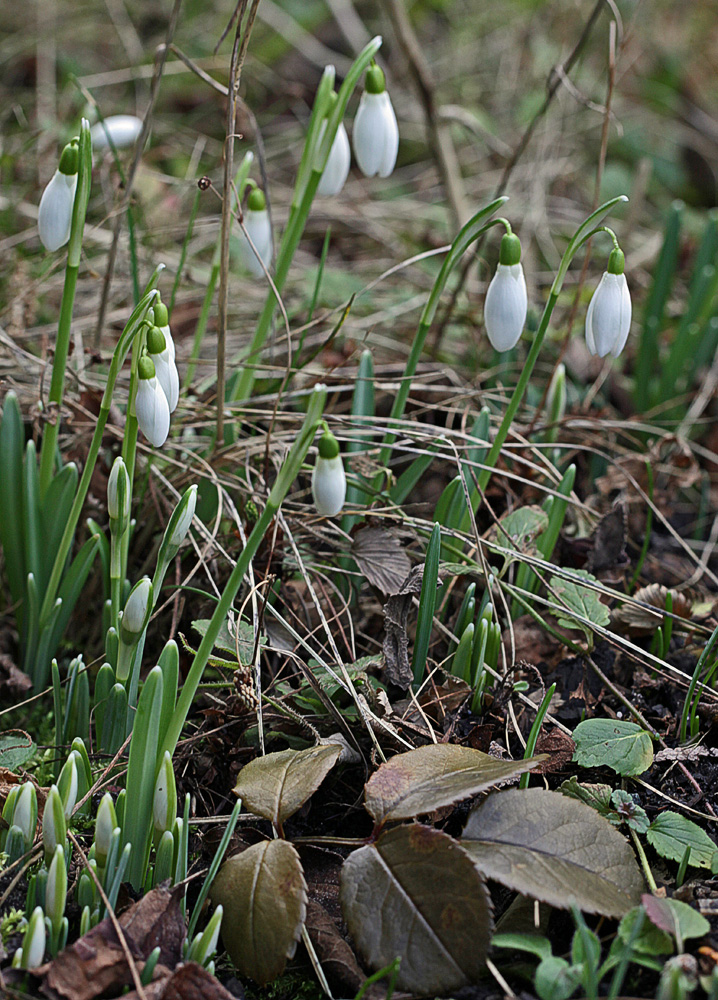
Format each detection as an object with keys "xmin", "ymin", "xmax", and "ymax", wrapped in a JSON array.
[
  {"xmin": 147, "ymin": 324, "xmax": 179, "ymax": 413},
  {"xmin": 484, "ymin": 233, "xmax": 528, "ymax": 352},
  {"xmin": 317, "ymin": 102, "xmax": 351, "ymax": 197},
  {"xmin": 135, "ymin": 354, "xmax": 170, "ymax": 447},
  {"xmin": 108, "ymin": 455, "xmax": 130, "ymax": 526},
  {"xmin": 240, "ymin": 188, "xmax": 273, "ymax": 278},
  {"xmin": 94, "ymin": 793, "xmax": 117, "ymax": 867},
  {"xmin": 20, "ymin": 907, "xmax": 46, "ymax": 969},
  {"xmin": 90, "ymin": 114, "xmax": 142, "ymax": 150},
  {"xmin": 352, "ymin": 65, "xmax": 399, "ymax": 179},
  {"xmin": 585, "ymin": 248, "xmax": 632, "ymax": 359},
  {"xmin": 312, "ymin": 428, "xmax": 346, "ymax": 517},
  {"xmin": 38, "ymin": 142, "xmax": 79, "ymax": 252}
]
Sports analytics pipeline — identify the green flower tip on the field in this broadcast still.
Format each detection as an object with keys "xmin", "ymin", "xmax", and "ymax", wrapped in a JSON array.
[
  {"xmin": 153, "ymin": 302, "xmax": 169, "ymax": 326},
  {"xmin": 247, "ymin": 187, "xmax": 266, "ymax": 212},
  {"xmin": 138, "ymin": 355, "xmax": 156, "ymax": 380},
  {"xmin": 146, "ymin": 324, "xmax": 167, "ymax": 355},
  {"xmin": 318, "ymin": 430, "xmax": 340, "ymax": 459},
  {"xmin": 365, "ymin": 64, "xmax": 386, "ymax": 95},
  {"xmin": 499, "ymin": 232, "xmax": 521, "ymax": 266},
  {"xmin": 607, "ymin": 247, "xmax": 625, "ymax": 275},
  {"xmin": 58, "ymin": 143, "xmax": 80, "ymax": 176}
]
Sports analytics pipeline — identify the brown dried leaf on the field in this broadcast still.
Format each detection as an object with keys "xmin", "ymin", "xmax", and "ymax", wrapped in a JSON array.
[
  {"xmin": 611, "ymin": 584, "xmax": 693, "ymax": 635},
  {"xmin": 382, "ymin": 564, "xmax": 434, "ymax": 689},
  {"xmin": 210, "ymin": 840, "xmax": 307, "ymax": 986},
  {"xmin": 534, "ymin": 729, "xmax": 576, "ymax": 773},
  {"xmin": 232, "ymin": 744, "xmax": 341, "ymax": 828},
  {"xmin": 352, "ymin": 525, "xmax": 412, "ymax": 595},
  {"xmin": 586, "ymin": 503, "xmax": 628, "ymax": 573},
  {"xmin": 122, "ymin": 962, "xmax": 238, "ymax": 1000},
  {"xmin": 305, "ymin": 899, "xmax": 381, "ymax": 1000},
  {"xmin": 364, "ymin": 743, "xmax": 548, "ymax": 824},
  {"xmin": 340, "ymin": 824, "xmax": 493, "ymax": 994}
]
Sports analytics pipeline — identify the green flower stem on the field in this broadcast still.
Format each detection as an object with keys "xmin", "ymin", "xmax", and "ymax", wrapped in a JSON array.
[
  {"xmin": 470, "ymin": 196, "xmax": 628, "ymax": 504},
  {"xmin": 109, "ymin": 529, "xmax": 124, "ymax": 630},
  {"xmin": 39, "ymin": 120, "xmax": 93, "ymax": 496},
  {"xmin": 629, "ymin": 827, "xmax": 658, "ymax": 894},
  {"xmin": 38, "ymin": 270, "xmax": 163, "ymax": 627},
  {"xmin": 518, "ymin": 682, "xmax": 556, "ymax": 789},
  {"xmin": 160, "ymin": 385, "xmax": 327, "ymax": 759},
  {"xmin": 376, "ymin": 199, "xmax": 509, "ymax": 471},
  {"xmin": 228, "ymin": 38, "xmax": 382, "ymax": 413}
]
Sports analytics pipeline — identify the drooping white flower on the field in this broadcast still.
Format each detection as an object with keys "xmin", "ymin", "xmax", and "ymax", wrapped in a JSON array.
[
  {"xmin": 317, "ymin": 119, "xmax": 351, "ymax": 197},
  {"xmin": 240, "ymin": 187, "xmax": 273, "ymax": 278},
  {"xmin": 352, "ymin": 65, "xmax": 399, "ymax": 179},
  {"xmin": 312, "ymin": 428, "xmax": 346, "ymax": 517},
  {"xmin": 484, "ymin": 232, "xmax": 528, "ymax": 352},
  {"xmin": 90, "ymin": 115, "xmax": 142, "ymax": 150},
  {"xmin": 38, "ymin": 142, "xmax": 79, "ymax": 252},
  {"xmin": 147, "ymin": 325, "xmax": 179, "ymax": 412},
  {"xmin": 135, "ymin": 356, "xmax": 170, "ymax": 447},
  {"xmin": 585, "ymin": 248, "xmax": 632, "ymax": 359}
]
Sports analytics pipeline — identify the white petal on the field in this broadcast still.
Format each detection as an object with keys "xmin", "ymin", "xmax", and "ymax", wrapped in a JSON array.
[
  {"xmin": 151, "ymin": 348, "xmax": 180, "ymax": 412},
  {"xmin": 484, "ymin": 263, "xmax": 528, "ymax": 352},
  {"xmin": 352, "ymin": 91, "xmax": 399, "ymax": 179},
  {"xmin": 38, "ymin": 170, "xmax": 77, "ymax": 251},
  {"xmin": 312, "ymin": 455, "xmax": 346, "ymax": 517},
  {"xmin": 587, "ymin": 272, "xmax": 630, "ymax": 358},
  {"xmin": 240, "ymin": 208, "xmax": 273, "ymax": 278},
  {"xmin": 318, "ymin": 122, "xmax": 351, "ymax": 196},
  {"xmin": 585, "ymin": 291, "xmax": 598, "ymax": 355},
  {"xmin": 136, "ymin": 377, "xmax": 170, "ymax": 447},
  {"xmin": 160, "ymin": 324, "xmax": 175, "ymax": 362},
  {"xmin": 91, "ymin": 115, "xmax": 143, "ymax": 150}
]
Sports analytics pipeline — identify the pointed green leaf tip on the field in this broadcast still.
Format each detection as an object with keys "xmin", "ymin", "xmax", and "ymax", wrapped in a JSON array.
[
  {"xmin": 146, "ymin": 324, "xmax": 166, "ymax": 355},
  {"xmin": 318, "ymin": 429, "xmax": 340, "ymax": 459},
  {"xmin": 499, "ymin": 232, "xmax": 521, "ymax": 266},
  {"xmin": 247, "ymin": 187, "xmax": 266, "ymax": 211},
  {"xmin": 58, "ymin": 142, "xmax": 80, "ymax": 176},
  {"xmin": 608, "ymin": 247, "xmax": 625, "ymax": 275},
  {"xmin": 138, "ymin": 355, "xmax": 156, "ymax": 380},
  {"xmin": 365, "ymin": 63, "xmax": 386, "ymax": 94}
]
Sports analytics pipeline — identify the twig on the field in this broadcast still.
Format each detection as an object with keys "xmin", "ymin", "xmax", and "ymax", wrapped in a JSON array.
[
  {"xmin": 68, "ymin": 832, "xmax": 149, "ymax": 1000},
  {"xmin": 430, "ymin": 0, "xmax": 607, "ymax": 355},
  {"xmin": 385, "ymin": 0, "xmax": 469, "ymax": 229},
  {"xmin": 216, "ymin": 0, "xmax": 261, "ymax": 446}
]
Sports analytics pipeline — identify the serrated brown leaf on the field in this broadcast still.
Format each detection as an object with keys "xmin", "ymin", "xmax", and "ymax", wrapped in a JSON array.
[
  {"xmin": 341, "ymin": 824, "xmax": 493, "ymax": 994},
  {"xmin": 462, "ymin": 788, "xmax": 644, "ymax": 918},
  {"xmin": 305, "ymin": 899, "xmax": 382, "ymax": 1000},
  {"xmin": 232, "ymin": 744, "xmax": 341, "ymax": 828},
  {"xmin": 352, "ymin": 525, "xmax": 412, "ymax": 595},
  {"xmin": 382, "ymin": 564, "xmax": 426, "ymax": 689},
  {"xmin": 210, "ymin": 840, "xmax": 307, "ymax": 985},
  {"xmin": 364, "ymin": 743, "xmax": 547, "ymax": 824}
]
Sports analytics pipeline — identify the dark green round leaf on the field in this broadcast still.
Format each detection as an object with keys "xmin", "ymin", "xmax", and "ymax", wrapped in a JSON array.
[
  {"xmin": 462, "ymin": 788, "xmax": 644, "ymax": 918},
  {"xmin": 210, "ymin": 840, "xmax": 307, "ymax": 985},
  {"xmin": 572, "ymin": 719, "xmax": 653, "ymax": 776},
  {"xmin": 340, "ymin": 824, "xmax": 493, "ymax": 994},
  {"xmin": 233, "ymin": 744, "xmax": 341, "ymax": 828}
]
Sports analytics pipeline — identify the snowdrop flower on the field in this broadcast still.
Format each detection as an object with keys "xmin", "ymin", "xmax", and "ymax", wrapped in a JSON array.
[
  {"xmin": 585, "ymin": 248, "xmax": 631, "ymax": 359},
  {"xmin": 153, "ymin": 751, "xmax": 177, "ymax": 837},
  {"xmin": 312, "ymin": 426, "xmax": 346, "ymax": 517},
  {"xmin": 239, "ymin": 187, "xmax": 272, "ymax": 278},
  {"xmin": 484, "ymin": 232, "xmax": 528, "ymax": 352},
  {"xmin": 18, "ymin": 907, "xmax": 46, "ymax": 969},
  {"xmin": 90, "ymin": 114, "xmax": 142, "ymax": 150},
  {"xmin": 147, "ymin": 324, "xmax": 179, "ymax": 413},
  {"xmin": 38, "ymin": 142, "xmax": 79, "ymax": 252},
  {"xmin": 135, "ymin": 354, "xmax": 170, "ymax": 447},
  {"xmin": 352, "ymin": 64, "xmax": 399, "ymax": 178},
  {"xmin": 108, "ymin": 455, "xmax": 130, "ymax": 533},
  {"xmin": 117, "ymin": 576, "xmax": 153, "ymax": 681},
  {"xmin": 94, "ymin": 794, "xmax": 117, "ymax": 867},
  {"xmin": 317, "ymin": 103, "xmax": 351, "ymax": 196}
]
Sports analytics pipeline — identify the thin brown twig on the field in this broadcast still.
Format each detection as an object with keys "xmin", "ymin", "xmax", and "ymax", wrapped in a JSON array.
[
  {"xmin": 93, "ymin": 0, "xmax": 183, "ymax": 347},
  {"xmin": 430, "ymin": 0, "xmax": 607, "ymax": 356},
  {"xmin": 68, "ymin": 832, "xmax": 149, "ymax": 1000}
]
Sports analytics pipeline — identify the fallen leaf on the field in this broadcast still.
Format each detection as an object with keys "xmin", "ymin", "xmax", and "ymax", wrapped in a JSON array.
[
  {"xmin": 586, "ymin": 503, "xmax": 627, "ymax": 573},
  {"xmin": 211, "ymin": 840, "xmax": 307, "ymax": 985},
  {"xmin": 462, "ymin": 788, "xmax": 644, "ymax": 918},
  {"xmin": 122, "ymin": 962, "xmax": 239, "ymax": 1000},
  {"xmin": 352, "ymin": 525, "xmax": 412, "ymax": 595},
  {"xmin": 611, "ymin": 584, "xmax": 693, "ymax": 635},
  {"xmin": 382, "ymin": 564, "xmax": 426, "ymax": 689},
  {"xmin": 232, "ymin": 744, "xmax": 341, "ymax": 829},
  {"xmin": 534, "ymin": 729, "xmax": 576, "ymax": 773},
  {"xmin": 304, "ymin": 899, "xmax": 382, "ymax": 1000},
  {"xmin": 341, "ymin": 824, "xmax": 493, "ymax": 994},
  {"xmin": 364, "ymin": 743, "xmax": 547, "ymax": 824}
]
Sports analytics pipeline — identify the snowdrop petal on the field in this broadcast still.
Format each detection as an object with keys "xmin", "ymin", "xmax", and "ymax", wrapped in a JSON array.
[
  {"xmin": 38, "ymin": 170, "xmax": 77, "ymax": 252},
  {"xmin": 318, "ymin": 121, "xmax": 351, "ymax": 196},
  {"xmin": 585, "ymin": 272, "xmax": 632, "ymax": 358},
  {"xmin": 90, "ymin": 115, "xmax": 143, "ymax": 150},
  {"xmin": 484, "ymin": 263, "xmax": 528, "ymax": 352},
  {"xmin": 136, "ymin": 377, "xmax": 170, "ymax": 447},
  {"xmin": 353, "ymin": 91, "xmax": 399, "ymax": 178},
  {"xmin": 240, "ymin": 208, "xmax": 273, "ymax": 278},
  {"xmin": 152, "ymin": 348, "xmax": 180, "ymax": 412},
  {"xmin": 312, "ymin": 455, "xmax": 346, "ymax": 517}
]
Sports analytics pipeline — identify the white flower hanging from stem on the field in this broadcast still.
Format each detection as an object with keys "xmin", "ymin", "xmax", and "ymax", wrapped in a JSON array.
[
  {"xmin": 352, "ymin": 63, "xmax": 399, "ymax": 179},
  {"xmin": 38, "ymin": 141, "xmax": 79, "ymax": 252},
  {"xmin": 239, "ymin": 186, "xmax": 273, "ymax": 278},
  {"xmin": 484, "ymin": 230, "xmax": 528, "ymax": 352},
  {"xmin": 312, "ymin": 424, "xmax": 346, "ymax": 517},
  {"xmin": 135, "ymin": 353, "xmax": 171, "ymax": 447},
  {"xmin": 317, "ymin": 92, "xmax": 351, "ymax": 196},
  {"xmin": 585, "ymin": 246, "xmax": 632, "ymax": 359}
]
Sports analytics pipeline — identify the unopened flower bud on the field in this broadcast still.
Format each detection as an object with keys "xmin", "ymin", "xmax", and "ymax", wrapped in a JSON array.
[
  {"xmin": 94, "ymin": 793, "xmax": 117, "ymax": 867},
  {"xmin": 45, "ymin": 844, "xmax": 67, "ymax": 935},
  {"xmin": 585, "ymin": 247, "xmax": 631, "ymax": 359},
  {"xmin": 239, "ymin": 187, "xmax": 273, "ymax": 278},
  {"xmin": 352, "ymin": 64, "xmax": 399, "ymax": 179},
  {"xmin": 20, "ymin": 907, "xmax": 46, "ymax": 969},
  {"xmin": 43, "ymin": 786, "xmax": 67, "ymax": 864},
  {"xmin": 153, "ymin": 751, "xmax": 177, "ymax": 837},
  {"xmin": 108, "ymin": 456, "xmax": 130, "ymax": 529},
  {"xmin": 311, "ymin": 428, "xmax": 346, "ymax": 517}
]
